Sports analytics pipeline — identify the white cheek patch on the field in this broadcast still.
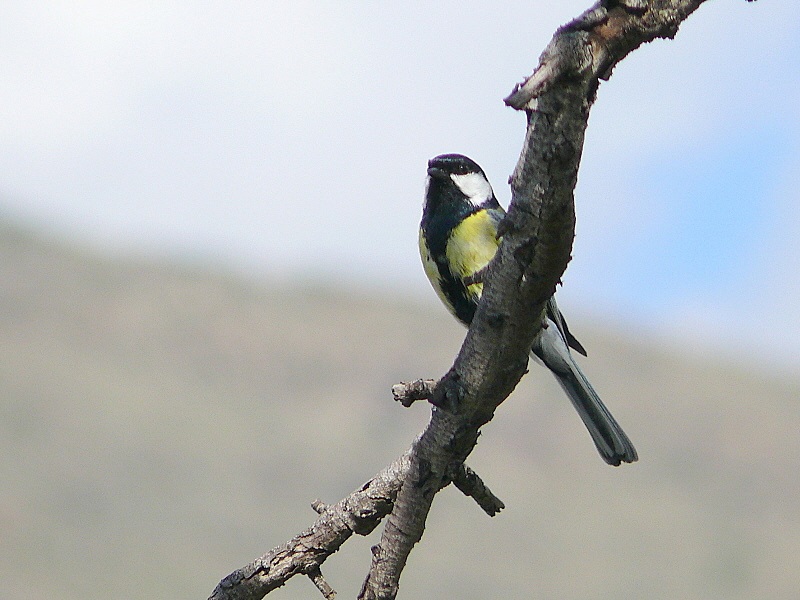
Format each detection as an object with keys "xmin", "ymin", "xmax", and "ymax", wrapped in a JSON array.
[{"xmin": 450, "ymin": 172, "xmax": 493, "ymax": 205}]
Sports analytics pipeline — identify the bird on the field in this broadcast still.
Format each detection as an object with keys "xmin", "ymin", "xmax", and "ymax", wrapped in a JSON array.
[{"xmin": 419, "ymin": 153, "xmax": 638, "ymax": 466}]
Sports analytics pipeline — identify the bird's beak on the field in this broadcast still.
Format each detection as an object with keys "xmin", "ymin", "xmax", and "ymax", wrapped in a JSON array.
[{"xmin": 427, "ymin": 166, "xmax": 448, "ymax": 180}]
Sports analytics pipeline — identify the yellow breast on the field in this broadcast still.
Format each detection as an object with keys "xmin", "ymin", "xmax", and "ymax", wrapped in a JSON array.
[{"xmin": 446, "ymin": 210, "xmax": 500, "ymax": 300}]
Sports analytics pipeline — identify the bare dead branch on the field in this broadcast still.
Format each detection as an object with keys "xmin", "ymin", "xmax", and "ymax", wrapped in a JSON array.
[
  {"xmin": 308, "ymin": 566, "xmax": 337, "ymax": 600},
  {"xmin": 210, "ymin": 2, "xmax": 739, "ymax": 599},
  {"xmin": 506, "ymin": 0, "xmax": 710, "ymax": 110},
  {"xmin": 209, "ymin": 452, "xmax": 411, "ymax": 600},
  {"xmin": 360, "ymin": 2, "xmax": 713, "ymax": 598},
  {"xmin": 392, "ymin": 379, "xmax": 436, "ymax": 406},
  {"xmin": 451, "ymin": 463, "xmax": 506, "ymax": 517}
]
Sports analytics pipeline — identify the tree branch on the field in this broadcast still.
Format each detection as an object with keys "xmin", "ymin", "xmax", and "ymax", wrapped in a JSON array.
[
  {"xmin": 451, "ymin": 463, "xmax": 506, "ymax": 517},
  {"xmin": 208, "ymin": 452, "xmax": 411, "ymax": 600},
  {"xmin": 361, "ymin": 2, "xmax": 711, "ymax": 598},
  {"xmin": 210, "ymin": 1, "xmax": 733, "ymax": 598},
  {"xmin": 392, "ymin": 379, "xmax": 436, "ymax": 407},
  {"xmin": 308, "ymin": 566, "xmax": 337, "ymax": 600}
]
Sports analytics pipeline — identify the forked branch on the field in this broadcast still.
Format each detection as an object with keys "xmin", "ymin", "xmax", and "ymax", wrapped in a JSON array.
[{"xmin": 210, "ymin": 1, "xmax": 733, "ymax": 598}]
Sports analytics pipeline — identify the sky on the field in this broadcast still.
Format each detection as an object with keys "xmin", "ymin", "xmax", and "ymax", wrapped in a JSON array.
[{"xmin": 1, "ymin": 1, "xmax": 798, "ymax": 371}]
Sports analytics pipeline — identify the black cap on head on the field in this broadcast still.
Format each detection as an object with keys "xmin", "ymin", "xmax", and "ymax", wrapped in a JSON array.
[{"xmin": 427, "ymin": 154, "xmax": 484, "ymax": 179}]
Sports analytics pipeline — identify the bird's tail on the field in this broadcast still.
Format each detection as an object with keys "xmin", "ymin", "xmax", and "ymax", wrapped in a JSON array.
[{"xmin": 533, "ymin": 325, "xmax": 638, "ymax": 466}]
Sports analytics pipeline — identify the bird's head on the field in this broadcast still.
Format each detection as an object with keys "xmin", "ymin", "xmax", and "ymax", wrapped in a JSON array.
[{"xmin": 425, "ymin": 154, "xmax": 494, "ymax": 210}]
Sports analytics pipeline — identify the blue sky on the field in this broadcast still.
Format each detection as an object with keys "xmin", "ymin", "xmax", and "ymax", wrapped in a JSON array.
[{"xmin": 1, "ymin": 2, "xmax": 798, "ymax": 371}]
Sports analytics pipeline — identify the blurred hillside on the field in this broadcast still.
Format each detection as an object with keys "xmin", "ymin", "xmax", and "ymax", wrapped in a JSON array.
[{"xmin": 1, "ymin": 218, "xmax": 799, "ymax": 600}]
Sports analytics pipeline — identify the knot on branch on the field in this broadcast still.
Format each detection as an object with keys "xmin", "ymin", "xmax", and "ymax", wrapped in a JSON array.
[
  {"xmin": 429, "ymin": 369, "xmax": 465, "ymax": 413},
  {"xmin": 343, "ymin": 497, "xmax": 395, "ymax": 537}
]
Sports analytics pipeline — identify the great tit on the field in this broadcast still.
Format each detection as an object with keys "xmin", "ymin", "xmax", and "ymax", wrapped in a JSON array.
[{"xmin": 419, "ymin": 153, "xmax": 637, "ymax": 466}]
